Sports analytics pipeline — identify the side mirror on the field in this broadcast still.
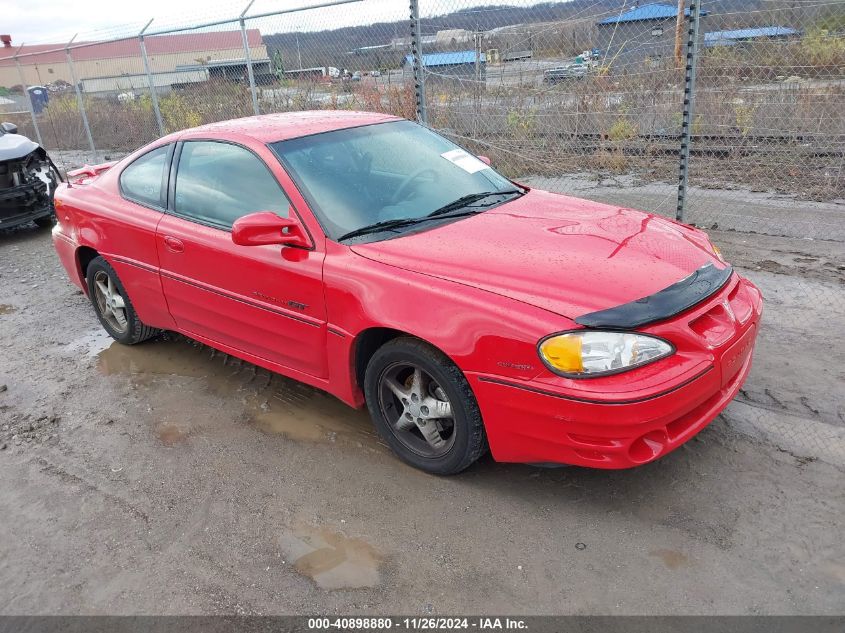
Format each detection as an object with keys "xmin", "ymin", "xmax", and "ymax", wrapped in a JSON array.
[
  {"xmin": 1, "ymin": 122, "xmax": 18, "ymax": 135},
  {"xmin": 232, "ymin": 211, "xmax": 310, "ymax": 249},
  {"xmin": 477, "ymin": 155, "xmax": 491, "ymax": 166}
]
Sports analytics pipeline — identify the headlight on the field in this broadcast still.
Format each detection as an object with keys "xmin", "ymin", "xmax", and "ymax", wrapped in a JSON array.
[{"xmin": 538, "ymin": 331, "xmax": 674, "ymax": 378}]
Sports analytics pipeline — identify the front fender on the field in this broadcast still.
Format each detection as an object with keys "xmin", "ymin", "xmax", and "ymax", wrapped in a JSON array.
[{"xmin": 323, "ymin": 242, "xmax": 572, "ymax": 405}]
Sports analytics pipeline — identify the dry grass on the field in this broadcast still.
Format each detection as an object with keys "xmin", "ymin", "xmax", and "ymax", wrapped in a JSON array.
[{"xmin": 3, "ymin": 64, "xmax": 842, "ymax": 202}]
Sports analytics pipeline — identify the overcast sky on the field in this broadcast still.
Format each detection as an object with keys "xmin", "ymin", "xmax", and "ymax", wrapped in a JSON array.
[{"xmin": 1, "ymin": 0, "xmax": 545, "ymax": 46}]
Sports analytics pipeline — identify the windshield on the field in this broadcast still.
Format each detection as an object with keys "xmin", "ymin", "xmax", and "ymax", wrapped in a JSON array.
[{"xmin": 270, "ymin": 120, "xmax": 518, "ymax": 241}]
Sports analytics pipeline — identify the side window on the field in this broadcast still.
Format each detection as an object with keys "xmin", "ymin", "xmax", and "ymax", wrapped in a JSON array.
[
  {"xmin": 119, "ymin": 145, "xmax": 169, "ymax": 207},
  {"xmin": 174, "ymin": 141, "xmax": 289, "ymax": 229}
]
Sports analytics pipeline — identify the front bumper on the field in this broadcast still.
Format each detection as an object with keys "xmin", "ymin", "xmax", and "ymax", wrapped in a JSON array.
[
  {"xmin": 468, "ymin": 274, "xmax": 762, "ymax": 468},
  {"xmin": 0, "ymin": 201, "xmax": 53, "ymax": 229},
  {"xmin": 0, "ymin": 181, "xmax": 52, "ymax": 230}
]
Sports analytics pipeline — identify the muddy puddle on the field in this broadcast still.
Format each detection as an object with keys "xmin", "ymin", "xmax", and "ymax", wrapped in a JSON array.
[
  {"xmin": 0, "ymin": 304, "xmax": 17, "ymax": 315},
  {"xmin": 92, "ymin": 334, "xmax": 377, "ymax": 446},
  {"xmin": 820, "ymin": 561, "xmax": 845, "ymax": 585},
  {"xmin": 97, "ymin": 336, "xmax": 234, "ymax": 388},
  {"xmin": 650, "ymin": 549, "xmax": 689, "ymax": 569},
  {"xmin": 63, "ymin": 329, "xmax": 114, "ymax": 358},
  {"xmin": 155, "ymin": 423, "xmax": 190, "ymax": 446},
  {"xmin": 278, "ymin": 524, "xmax": 383, "ymax": 590},
  {"xmin": 249, "ymin": 394, "xmax": 372, "ymax": 443}
]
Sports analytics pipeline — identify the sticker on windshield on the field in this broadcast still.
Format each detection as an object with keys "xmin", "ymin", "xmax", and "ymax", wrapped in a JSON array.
[{"xmin": 440, "ymin": 149, "xmax": 490, "ymax": 174}]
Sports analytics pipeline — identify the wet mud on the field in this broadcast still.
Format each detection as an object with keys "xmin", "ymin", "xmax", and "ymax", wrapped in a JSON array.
[
  {"xmin": 278, "ymin": 524, "xmax": 383, "ymax": 590},
  {"xmin": 93, "ymin": 334, "xmax": 377, "ymax": 446},
  {"xmin": 1, "ymin": 227, "xmax": 843, "ymax": 614}
]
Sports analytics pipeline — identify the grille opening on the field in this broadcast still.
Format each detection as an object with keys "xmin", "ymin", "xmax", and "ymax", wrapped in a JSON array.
[
  {"xmin": 728, "ymin": 282, "xmax": 753, "ymax": 324},
  {"xmin": 689, "ymin": 304, "xmax": 734, "ymax": 346}
]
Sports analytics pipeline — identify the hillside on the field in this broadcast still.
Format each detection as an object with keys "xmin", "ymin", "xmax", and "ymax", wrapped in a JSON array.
[{"xmin": 263, "ymin": 0, "xmax": 814, "ymax": 70}]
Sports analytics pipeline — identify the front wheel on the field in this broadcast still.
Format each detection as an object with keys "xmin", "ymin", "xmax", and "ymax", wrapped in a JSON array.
[
  {"xmin": 86, "ymin": 256, "xmax": 159, "ymax": 345},
  {"xmin": 364, "ymin": 337, "xmax": 487, "ymax": 475}
]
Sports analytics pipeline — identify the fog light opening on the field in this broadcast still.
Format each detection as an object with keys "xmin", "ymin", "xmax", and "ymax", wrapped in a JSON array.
[{"xmin": 628, "ymin": 430, "xmax": 668, "ymax": 464}]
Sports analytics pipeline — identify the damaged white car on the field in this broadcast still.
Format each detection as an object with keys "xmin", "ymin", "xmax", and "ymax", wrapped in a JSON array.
[{"xmin": 0, "ymin": 121, "xmax": 60, "ymax": 229}]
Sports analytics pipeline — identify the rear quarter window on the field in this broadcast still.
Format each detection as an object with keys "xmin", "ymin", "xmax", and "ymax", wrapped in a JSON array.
[{"xmin": 119, "ymin": 145, "xmax": 169, "ymax": 208}]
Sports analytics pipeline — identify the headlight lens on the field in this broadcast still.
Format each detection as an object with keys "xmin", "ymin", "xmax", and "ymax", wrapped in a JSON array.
[{"xmin": 538, "ymin": 331, "xmax": 674, "ymax": 378}]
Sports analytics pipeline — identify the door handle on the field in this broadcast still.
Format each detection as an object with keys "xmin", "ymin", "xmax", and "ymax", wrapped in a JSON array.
[{"xmin": 163, "ymin": 236, "xmax": 184, "ymax": 253}]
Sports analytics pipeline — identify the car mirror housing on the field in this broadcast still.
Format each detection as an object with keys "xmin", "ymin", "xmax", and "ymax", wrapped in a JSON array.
[
  {"xmin": 231, "ymin": 211, "xmax": 310, "ymax": 249},
  {"xmin": 1, "ymin": 121, "xmax": 19, "ymax": 135},
  {"xmin": 477, "ymin": 155, "xmax": 491, "ymax": 166}
]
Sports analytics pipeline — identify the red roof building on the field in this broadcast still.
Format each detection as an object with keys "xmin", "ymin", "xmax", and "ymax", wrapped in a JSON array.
[{"xmin": 0, "ymin": 29, "xmax": 266, "ymax": 88}]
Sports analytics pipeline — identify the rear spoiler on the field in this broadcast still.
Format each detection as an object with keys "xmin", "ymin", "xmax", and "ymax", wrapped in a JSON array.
[{"xmin": 66, "ymin": 161, "xmax": 118, "ymax": 185}]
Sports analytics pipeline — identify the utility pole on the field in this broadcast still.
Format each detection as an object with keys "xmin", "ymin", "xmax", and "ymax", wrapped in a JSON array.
[
  {"xmin": 295, "ymin": 31, "xmax": 302, "ymax": 69},
  {"xmin": 474, "ymin": 30, "xmax": 483, "ymax": 85},
  {"xmin": 474, "ymin": 29, "xmax": 484, "ymax": 137},
  {"xmin": 674, "ymin": 0, "xmax": 685, "ymax": 68}
]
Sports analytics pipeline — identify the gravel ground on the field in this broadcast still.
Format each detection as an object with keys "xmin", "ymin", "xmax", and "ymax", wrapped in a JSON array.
[{"xmin": 0, "ymin": 223, "xmax": 843, "ymax": 615}]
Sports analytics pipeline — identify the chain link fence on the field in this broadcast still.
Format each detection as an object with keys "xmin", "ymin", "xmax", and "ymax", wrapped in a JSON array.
[
  {"xmin": 0, "ymin": 0, "xmax": 414, "ymax": 171},
  {"xmin": 0, "ymin": 0, "xmax": 842, "ymax": 463}
]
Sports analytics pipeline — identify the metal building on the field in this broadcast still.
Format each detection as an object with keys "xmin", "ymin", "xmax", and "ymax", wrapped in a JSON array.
[{"xmin": 596, "ymin": 2, "xmax": 710, "ymax": 69}]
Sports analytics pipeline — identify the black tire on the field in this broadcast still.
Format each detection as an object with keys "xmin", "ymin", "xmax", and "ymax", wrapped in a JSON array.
[
  {"xmin": 364, "ymin": 337, "xmax": 488, "ymax": 475},
  {"xmin": 85, "ymin": 256, "xmax": 159, "ymax": 345},
  {"xmin": 33, "ymin": 214, "xmax": 55, "ymax": 228}
]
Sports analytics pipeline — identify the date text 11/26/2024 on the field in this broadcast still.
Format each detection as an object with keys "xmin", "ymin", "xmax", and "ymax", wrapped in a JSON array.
[{"xmin": 307, "ymin": 618, "xmax": 528, "ymax": 630}]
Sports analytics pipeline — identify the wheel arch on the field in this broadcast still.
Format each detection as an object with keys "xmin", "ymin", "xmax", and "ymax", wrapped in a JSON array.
[
  {"xmin": 354, "ymin": 327, "xmax": 409, "ymax": 391},
  {"xmin": 353, "ymin": 327, "xmax": 458, "ymax": 392},
  {"xmin": 353, "ymin": 325, "xmax": 489, "ymax": 475},
  {"xmin": 75, "ymin": 245, "xmax": 100, "ymax": 294}
]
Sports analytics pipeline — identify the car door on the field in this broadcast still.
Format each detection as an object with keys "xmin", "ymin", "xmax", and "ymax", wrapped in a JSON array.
[
  {"xmin": 155, "ymin": 139, "xmax": 327, "ymax": 378},
  {"xmin": 104, "ymin": 143, "xmax": 176, "ymax": 330}
]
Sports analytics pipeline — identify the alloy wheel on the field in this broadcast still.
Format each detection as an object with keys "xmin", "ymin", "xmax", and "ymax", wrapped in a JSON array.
[
  {"xmin": 377, "ymin": 361, "xmax": 457, "ymax": 458},
  {"xmin": 92, "ymin": 270, "xmax": 128, "ymax": 334}
]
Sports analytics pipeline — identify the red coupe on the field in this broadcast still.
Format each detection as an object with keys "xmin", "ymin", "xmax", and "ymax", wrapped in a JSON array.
[{"xmin": 52, "ymin": 111, "xmax": 762, "ymax": 475}]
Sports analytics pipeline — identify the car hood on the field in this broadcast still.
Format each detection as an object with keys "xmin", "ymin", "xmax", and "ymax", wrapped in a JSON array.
[
  {"xmin": 350, "ymin": 189, "xmax": 721, "ymax": 320},
  {"xmin": 0, "ymin": 132, "xmax": 40, "ymax": 162}
]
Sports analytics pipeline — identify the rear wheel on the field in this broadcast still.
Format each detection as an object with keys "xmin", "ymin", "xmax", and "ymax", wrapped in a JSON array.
[
  {"xmin": 86, "ymin": 256, "xmax": 159, "ymax": 345},
  {"xmin": 364, "ymin": 337, "xmax": 487, "ymax": 475}
]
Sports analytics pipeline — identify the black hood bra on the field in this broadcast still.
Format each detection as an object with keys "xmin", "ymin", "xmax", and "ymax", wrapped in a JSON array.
[{"xmin": 575, "ymin": 263, "xmax": 734, "ymax": 329}]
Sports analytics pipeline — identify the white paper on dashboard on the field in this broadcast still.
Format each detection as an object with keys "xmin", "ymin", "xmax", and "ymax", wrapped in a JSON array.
[{"xmin": 440, "ymin": 149, "xmax": 489, "ymax": 174}]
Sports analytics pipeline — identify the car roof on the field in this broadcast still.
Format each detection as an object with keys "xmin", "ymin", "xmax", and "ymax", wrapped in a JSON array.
[{"xmin": 178, "ymin": 110, "xmax": 403, "ymax": 144}]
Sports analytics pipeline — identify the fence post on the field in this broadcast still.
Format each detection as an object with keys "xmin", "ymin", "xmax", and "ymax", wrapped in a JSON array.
[
  {"xmin": 473, "ymin": 30, "xmax": 484, "ymax": 138},
  {"xmin": 65, "ymin": 36, "xmax": 97, "ymax": 163},
  {"xmin": 139, "ymin": 20, "xmax": 166, "ymax": 136},
  {"xmin": 12, "ymin": 50, "xmax": 43, "ymax": 146},
  {"xmin": 240, "ymin": 0, "xmax": 260, "ymax": 116},
  {"xmin": 409, "ymin": 0, "xmax": 427, "ymax": 125},
  {"xmin": 676, "ymin": 0, "xmax": 702, "ymax": 222}
]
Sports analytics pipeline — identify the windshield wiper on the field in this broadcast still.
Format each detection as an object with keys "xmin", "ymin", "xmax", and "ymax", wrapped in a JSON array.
[
  {"xmin": 337, "ymin": 189, "xmax": 523, "ymax": 241},
  {"xmin": 426, "ymin": 189, "xmax": 523, "ymax": 218},
  {"xmin": 337, "ymin": 217, "xmax": 427, "ymax": 241}
]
